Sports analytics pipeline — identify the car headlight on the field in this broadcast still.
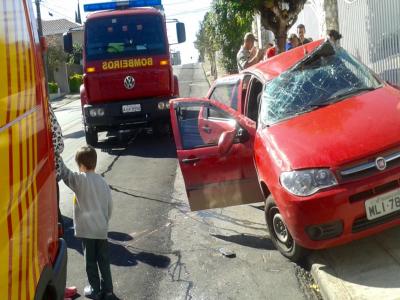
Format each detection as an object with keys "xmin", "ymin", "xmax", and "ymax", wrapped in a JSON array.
[{"xmin": 280, "ymin": 169, "xmax": 338, "ymax": 196}]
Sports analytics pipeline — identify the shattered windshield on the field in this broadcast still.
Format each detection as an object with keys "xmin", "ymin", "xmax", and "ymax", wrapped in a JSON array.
[{"xmin": 260, "ymin": 42, "xmax": 382, "ymax": 125}]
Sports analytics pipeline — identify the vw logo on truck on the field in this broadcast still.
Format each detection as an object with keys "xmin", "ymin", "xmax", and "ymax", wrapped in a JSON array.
[{"xmin": 124, "ymin": 76, "xmax": 135, "ymax": 90}]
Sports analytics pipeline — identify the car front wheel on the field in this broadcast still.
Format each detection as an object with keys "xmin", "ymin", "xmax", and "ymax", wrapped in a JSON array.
[{"xmin": 264, "ymin": 195, "xmax": 309, "ymax": 262}]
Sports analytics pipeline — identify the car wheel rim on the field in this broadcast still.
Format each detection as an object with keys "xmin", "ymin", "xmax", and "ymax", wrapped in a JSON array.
[{"xmin": 272, "ymin": 213, "xmax": 289, "ymax": 244}]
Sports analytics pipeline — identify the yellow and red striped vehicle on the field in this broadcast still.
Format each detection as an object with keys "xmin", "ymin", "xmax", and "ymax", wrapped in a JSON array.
[{"xmin": 0, "ymin": 0, "xmax": 67, "ymax": 299}]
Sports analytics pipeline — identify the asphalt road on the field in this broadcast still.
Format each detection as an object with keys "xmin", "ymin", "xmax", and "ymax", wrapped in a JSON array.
[{"xmin": 56, "ymin": 63, "xmax": 319, "ymax": 300}]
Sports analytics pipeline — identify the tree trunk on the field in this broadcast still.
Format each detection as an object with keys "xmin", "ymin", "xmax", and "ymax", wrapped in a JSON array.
[
  {"xmin": 276, "ymin": 20, "xmax": 288, "ymax": 54},
  {"xmin": 324, "ymin": 0, "xmax": 339, "ymax": 32}
]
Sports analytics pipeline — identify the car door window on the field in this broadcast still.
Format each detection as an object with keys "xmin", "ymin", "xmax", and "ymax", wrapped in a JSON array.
[
  {"xmin": 209, "ymin": 82, "xmax": 240, "ymax": 110},
  {"xmin": 176, "ymin": 103, "xmax": 236, "ymax": 150},
  {"xmin": 245, "ymin": 78, "xmax": 263, "ymax": 122}
]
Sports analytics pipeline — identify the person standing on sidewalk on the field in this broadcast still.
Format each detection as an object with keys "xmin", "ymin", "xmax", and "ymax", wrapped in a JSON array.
[
  {"xmin": 237, "ymin": 32, "xmax": 264, "ymax": 71},
  {"xmin": 60, "ymin": 146, "xmax": 115, "ymax": 300},
  {"xmin": 297, "ymin": 24, "xmax": 313, "ymax": 45}
]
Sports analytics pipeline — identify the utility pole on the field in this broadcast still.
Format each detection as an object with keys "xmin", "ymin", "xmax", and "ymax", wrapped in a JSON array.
[
  {"xmin": 35, "ymin": 0, "xmax": 50, "ymax": 95},
  {"xmin": 35, "ymin": 0, "xmax": 43, "ymax": 37}
]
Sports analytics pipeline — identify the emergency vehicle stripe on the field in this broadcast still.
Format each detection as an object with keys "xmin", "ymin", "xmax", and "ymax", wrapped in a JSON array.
[
  {"xmin": 3, "ymin": 0, "xmax": 15, "ymax": 298},
  {"xmin": 21, "ymin": 1, "xmax": 38, "ymax": 289},
  {"xmin": 28, "ymin": 41, "xmax": 39, "ymax": 291},
  {"xmin": 0, "ymin": 1, "xmax": 11, "ymax": 299},
  {"xmin": 21, "ymin": 0, "xmax": 34, "ymax": 295},
  {"xmin": 13, "ymin": 2, "xmax": 25, "ymax": 298},
  {"xmin": 18, "ymin": 1, "xmax": 31, "ymax": 297},
  {"xmin": 4, "ymin": 0, "xmax": 12, "ymax": 125}
]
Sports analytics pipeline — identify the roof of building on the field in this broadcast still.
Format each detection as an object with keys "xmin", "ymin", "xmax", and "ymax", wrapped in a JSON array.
[{"xmin": 42, "ymin": 19, "xmax": 80, "ymax": 36}]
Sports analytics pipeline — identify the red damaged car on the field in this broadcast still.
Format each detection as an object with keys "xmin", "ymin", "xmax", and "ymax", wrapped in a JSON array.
[{"xmin": 169, "ymin": 40, "xmax": 400, "ymax": 261}]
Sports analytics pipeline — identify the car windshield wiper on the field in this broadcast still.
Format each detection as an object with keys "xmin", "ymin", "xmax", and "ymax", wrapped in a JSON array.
[
  {"xmin": 300, "ymin": 87, "xmax": 377, "ymax": 109},
  {"xmin": 324, "ymin": 86, "xmax": 377, "ymax": 103}
]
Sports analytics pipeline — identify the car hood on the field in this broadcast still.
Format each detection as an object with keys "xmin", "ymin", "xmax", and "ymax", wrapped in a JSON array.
[{"xmin": 262, "ymin": 85, "xmax": 400, "ymax": 170}]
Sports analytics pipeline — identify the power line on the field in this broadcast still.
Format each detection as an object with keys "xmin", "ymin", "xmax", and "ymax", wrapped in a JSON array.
[
  {"xmin": 40, "ymin": 2, "xmax": 75, "ymax": 21},
  {"xmin": 166, "ymin": 6, "xmax": 210, "ymax": 17}
]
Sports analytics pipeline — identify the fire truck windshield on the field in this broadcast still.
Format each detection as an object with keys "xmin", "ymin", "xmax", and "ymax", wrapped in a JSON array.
[{"xmin": 85, "ymin": 14, "xmax": 166, "ymax": 62}]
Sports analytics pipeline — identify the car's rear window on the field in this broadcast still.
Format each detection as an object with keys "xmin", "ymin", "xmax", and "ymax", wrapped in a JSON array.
[
  {"xmin": 260, "ymin": 42, "xmax": 382, "ymax": 124},
  {"xmin": 85, "ymin": 14, "xmax": 166, "ymax": 61}
]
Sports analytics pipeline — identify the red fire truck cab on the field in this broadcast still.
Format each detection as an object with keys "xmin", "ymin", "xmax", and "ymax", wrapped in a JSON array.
[{"xmin": 64, "ymin": 0, "xmax": 186, "ymax": 145}]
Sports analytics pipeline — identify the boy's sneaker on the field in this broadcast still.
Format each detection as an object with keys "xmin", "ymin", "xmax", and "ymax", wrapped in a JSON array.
[
  {"xmin": 84, "ymin": 285, "xmax": 103, "ymax": 299},
  {"xmin": 84, "ymin": 285, "xmax": 94, "ymax": 297}
]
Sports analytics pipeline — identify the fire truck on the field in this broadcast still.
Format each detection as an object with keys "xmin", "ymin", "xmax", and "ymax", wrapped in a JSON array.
[{"xmin": 64, "ymin": 0, "xmax": 186, "ymax": 145}]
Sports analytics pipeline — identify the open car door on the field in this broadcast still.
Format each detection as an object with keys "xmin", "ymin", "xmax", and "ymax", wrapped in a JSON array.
[{"xmin": 170, "ymin": 98, "xmax": 264, "ymax": 211}]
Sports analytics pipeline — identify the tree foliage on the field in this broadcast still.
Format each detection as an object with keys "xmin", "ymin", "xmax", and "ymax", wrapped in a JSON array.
[
  {"xmin": 195, "ymin": 0, "xmax": 307, "ymax": 73},
  {"xmin": 229, "ymin": 0, "xmax": 307, "ymax": 53},
  {"xmin": 194, "ymin": 12, "xmax": 219, "ymax": 77},
  {"xmin": 46, "ymin": 36, "xmax": 67, "ymax": 70},
  {"xmin": 212, "ymin": 0, "xmax": 253, "ymax": 73},
  {"xmin": 68, "ymin": 43, "xmax": 83, "ymax": 65},
  {"xmin": 195, "ymin": 1, "xmax": 253, "ymax": 74}
]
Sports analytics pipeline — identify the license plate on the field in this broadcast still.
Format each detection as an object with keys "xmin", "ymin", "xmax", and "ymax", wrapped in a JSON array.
[
  {"xmin": 365, "ymin": 188, "xmax": 400, "ymax": 220},
  {"xmin": 122, "ymin": 104, "xmax": 141, "ymax": 113}
]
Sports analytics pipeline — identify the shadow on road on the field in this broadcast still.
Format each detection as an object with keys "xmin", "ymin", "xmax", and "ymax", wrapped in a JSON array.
[
  {"xmin": 110, "ymin": 243, "xmax": 171, "ymax": 268},
  {"xmin": 63, "ymin": 217, "xmax": 171, "ymax": 268},
  {"xmin": 97, "ymin": 130, "xmax": 177, "ymax": 159},
  {"xmin": 64, "ymin": 130, "xmax": 85, "ymax": 139},
  {"xmin": 108, "ymin": 231, "xmax": 133, "ymax": 242},
  {"xmin": 211, "ymin": 233, "xmax": 275, "ymax": 250},
  {"xmin": 63, "ymin": 216, "xmax": 84, "ymax": 255}
]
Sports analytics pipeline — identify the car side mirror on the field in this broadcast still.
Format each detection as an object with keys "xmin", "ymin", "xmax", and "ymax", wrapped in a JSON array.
[
  {"xmin": 218, "ymin": 129, "xmax": 236, "ymax": 156},
  {"xmin": 236, "ymin": 127, "xmax": 249, "ymax": 143},
  {"xmin": 63, "ymin": 32, "xmax": 73, "ymax": 54}
]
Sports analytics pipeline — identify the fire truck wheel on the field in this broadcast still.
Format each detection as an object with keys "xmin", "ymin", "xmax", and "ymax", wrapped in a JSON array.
[
  {"xmin": 264, "ymin": 195, "xmax": 309, "ymax": 262},
  {"xmin": 85, "ymin": 128, "xmax": 98, "ymax": 146}
]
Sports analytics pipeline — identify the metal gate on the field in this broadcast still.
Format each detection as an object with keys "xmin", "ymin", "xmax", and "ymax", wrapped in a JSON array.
[{"xmin": 337, "ymin": 0, "xmax": 400, "ymax": 85}]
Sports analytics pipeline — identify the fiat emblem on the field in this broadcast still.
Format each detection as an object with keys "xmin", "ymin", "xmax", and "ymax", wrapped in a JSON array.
[
  {"xmin": 124, "ymin": 76, "xmax": 135, "ymax": 90},
  {"xmin": 375, "ymin": 157, "xmax": 387, "ymax": 171}
]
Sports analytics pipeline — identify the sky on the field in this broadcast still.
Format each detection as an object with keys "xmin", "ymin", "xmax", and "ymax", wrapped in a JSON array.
[{"xmin": 39, "ymin": 0, "xmax": 213, "ymax": 64}]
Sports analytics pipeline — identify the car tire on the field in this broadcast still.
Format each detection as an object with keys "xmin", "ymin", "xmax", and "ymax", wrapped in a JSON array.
[
  {"xmin": 85, "ymin": 128, "xmax": 98, "ymax": 146},
  {"xmin": 264, "ymin": 195, "xmax": 309, "ymax": 262}
]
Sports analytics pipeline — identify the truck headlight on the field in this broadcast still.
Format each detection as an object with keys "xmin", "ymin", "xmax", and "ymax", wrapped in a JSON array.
[
  {"xmin": 89, "ymin": 108, "xmax": 104, "ymax": 117},
  {"xmin": 280, "ymin": 169, "xmax": 338, "ymax": 197},
  {"xmin": 158, "ymin": 102, "xmax": 166, "ymax": 110}
]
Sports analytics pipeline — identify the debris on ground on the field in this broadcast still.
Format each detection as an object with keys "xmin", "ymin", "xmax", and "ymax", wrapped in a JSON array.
[{"xmin": 218, "ymin": 247, "xmax": 236, "ymax": 258}]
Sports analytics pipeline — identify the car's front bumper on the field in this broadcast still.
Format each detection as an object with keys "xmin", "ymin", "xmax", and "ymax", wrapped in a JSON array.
[{"xmin": 275, "ymin": 166, "xmax": 400, "ymax": 249}]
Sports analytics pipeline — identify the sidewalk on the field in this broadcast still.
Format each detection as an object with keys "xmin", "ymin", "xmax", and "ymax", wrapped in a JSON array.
[
  {"xmin": 50, "ymin": 94, "xmax": 80, "ymax": 110},
  {"xmin": 309, "ymin": 226, "xmax": 400, "ymax": 300}
]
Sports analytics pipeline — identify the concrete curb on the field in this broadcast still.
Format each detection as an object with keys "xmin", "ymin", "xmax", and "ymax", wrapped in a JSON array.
[
  {"xmin": 309, "ymin": 253, "xmax": 351, "ymax": 300},
  {"xmin": 51, "ymin": 94, "xmax": 80, "ymax": 110}
]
